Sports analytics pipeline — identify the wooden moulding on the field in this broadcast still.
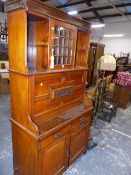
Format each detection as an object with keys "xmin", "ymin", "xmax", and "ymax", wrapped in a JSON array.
[
  {"xmin": 9, "ymin": 68, "xmax": 89, "ymax": 76},
  {"xmin": 5, "ymin": 0, "xmax": 90, "ymax": 30},
  {"xmin": 5, "ymin": 0, "xmax": 27, "ymax": 12}
]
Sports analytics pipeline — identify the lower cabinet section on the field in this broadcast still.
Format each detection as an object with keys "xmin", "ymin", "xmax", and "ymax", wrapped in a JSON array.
[
  {"xmin": 12, "ymin": 111, "xmax": 91, "ymax": 175},
  {"xmin": 38, "ymin": 114, "xmax": 90, "ymax": 175}
]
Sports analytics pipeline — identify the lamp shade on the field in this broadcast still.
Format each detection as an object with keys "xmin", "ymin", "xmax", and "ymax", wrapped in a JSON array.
[{"xmin": 98, "ymin": 55, "xmax": 116, "ymax": 71}]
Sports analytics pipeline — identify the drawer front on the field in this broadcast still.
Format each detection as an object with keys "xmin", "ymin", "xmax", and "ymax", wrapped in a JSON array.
[
  {"xmin": 64, "ymin": 71, "xmax": 84, "ymax": 86},
  {"xmin": 34, "ymin": 76, "xmax": 62, "ymax": 97},
  {"xmin": 34, "ymin": 71, "xmax": 84, "ymax": 98},
  {"xmin": 39, "ymin": 125, "xmax": 71, "ymax": 150},
  {"xmin": 71, "ymin": 111, "xmax": 92, "ymax": 131},
  {"xmin": 72, "ymin": 115, "xmax": 84, "ymax": 128},
  {"xmin": 72, "ymin": 119, "xmax": 91, "ymax": 132},
  {"xmin": 34, "ymin": 98, "xmax": 61, "ymax": 114}
]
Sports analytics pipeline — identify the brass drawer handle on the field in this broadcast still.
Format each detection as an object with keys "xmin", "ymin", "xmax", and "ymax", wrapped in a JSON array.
[
  {"xmin": 54, "ymin": 133, "xmax": 62, "ymax": 139},
  {"xmin": 80, "ymin": 123, "xmax": 84, "ymax": 128}
]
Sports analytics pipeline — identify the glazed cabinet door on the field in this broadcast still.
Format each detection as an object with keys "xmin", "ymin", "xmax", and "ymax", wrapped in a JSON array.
[
  {"xmin": 49, "ymin": 18, "xmax": 77, "ymax": 70},
  {"xmin": 39, "ymin": 133, "xmax": 70, "ymax": 175},
  {"xmin": 69, "ymin": 127, "xmax": 88, "ymax": 164}
]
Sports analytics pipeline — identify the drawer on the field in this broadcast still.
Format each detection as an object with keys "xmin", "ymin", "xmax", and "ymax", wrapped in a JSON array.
[
  {"xmin": 71, "ymin": 111, "xmax": 92, "ymax": 131},
  {"xmin": 39, "ymin": 124, "xmax": 71, "ymax": 150},
  {"xmin": 34, "ymin": 98, "xmax": 61, "ymax": 114},
  {"xmin": 72, "ymin": 111, "xmax": 92, "ymax": 127},
  {"xmin": 72, "ymin": 115, "xmax": 84, "ymax": 128},
  {"xmin": 34, "ymin": 77, "xmax": 62, "ymax": 97},
  {"xmin": 72, "ymin": 119, "xmax": 91, "ymax": 132}
]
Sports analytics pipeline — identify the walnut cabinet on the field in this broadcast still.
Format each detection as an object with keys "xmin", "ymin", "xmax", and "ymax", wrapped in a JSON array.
[{"xmin": 5, "ymin": 0, "xmax": 93, "ymax": 175}]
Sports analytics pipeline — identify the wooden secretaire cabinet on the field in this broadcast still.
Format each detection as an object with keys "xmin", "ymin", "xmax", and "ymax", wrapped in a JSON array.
[{"xmin": 5, "ymin": 0, "xmax": 93, "ymax": 175}]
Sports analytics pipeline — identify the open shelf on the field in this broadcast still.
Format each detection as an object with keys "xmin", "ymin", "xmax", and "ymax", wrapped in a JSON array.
[{"xmin": 27, "ymin": 14, "xmax": 49, "ymax": 70}]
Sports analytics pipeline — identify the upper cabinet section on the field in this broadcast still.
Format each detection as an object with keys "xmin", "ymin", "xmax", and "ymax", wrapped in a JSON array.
[{"xmin": 5, "ymin": 0, "xmax": 90, "ymax": 73}]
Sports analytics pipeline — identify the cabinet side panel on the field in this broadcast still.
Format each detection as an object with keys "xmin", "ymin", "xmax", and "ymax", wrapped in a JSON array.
[
  {"xmin": 12, "ymin": 123, "xmax": 37, "ymax": 175},
  {"xmin": 10, "ymin": 73, "xmax": 28, "ymax": 123},
  {"xmin": 10, "ymin": 72, "xmax": 37, "ymax": 133},
  {"xmin": 8, "ymin": 9, "xmax": 28, "ymax": 72}
]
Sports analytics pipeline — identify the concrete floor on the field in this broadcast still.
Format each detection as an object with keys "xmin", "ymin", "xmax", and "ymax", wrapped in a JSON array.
[{"xmin": 0, "ymin": 94, "xmax": 131, "ymax": 175}]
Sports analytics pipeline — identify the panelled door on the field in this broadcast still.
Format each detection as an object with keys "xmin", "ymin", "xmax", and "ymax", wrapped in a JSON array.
[
  {"xmin": 39, "ymin": 133, "xmax": 70, "ymax": 175},
  {"xmin": 69, "ymin": 127, "xmax": 88, "ymax": 164}
]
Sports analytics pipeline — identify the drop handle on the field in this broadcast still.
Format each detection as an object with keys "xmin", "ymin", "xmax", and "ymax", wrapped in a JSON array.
[
  {"xmin": 54, "ymin": 133, "xmax": 62, "ymax": 139},
  {"xmin": 80, "ymin": 122, "xmax": 84, "ymax": 128}
]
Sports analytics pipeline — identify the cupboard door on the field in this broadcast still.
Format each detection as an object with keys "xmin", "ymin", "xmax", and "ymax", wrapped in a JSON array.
[
  {"xmin": 75, "ymin": 31, "xmax": 90, "ymax": 68},
  {"xmin": 69, "ymin": 127, "xmax": 89, "ymax": 164},
  {"xmin": 39, "ymin": 134, "xmax": 70, "ymax": 175},
  {"xmin": 49, "ymin": 19, "xmax": 77, "ymax": 70}
]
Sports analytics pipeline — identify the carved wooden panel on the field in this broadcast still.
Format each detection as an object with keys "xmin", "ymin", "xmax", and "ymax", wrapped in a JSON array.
[
  {"xmin": 38, "ymin": 133, "xmax": 69, "ymax": 175},
  {"xmin": 52, "ymin": 86, "xmax": 73, "ymax": 99},
  {"xmin": 69, "ymin": 127, "xmax": 87, "ymax": 164}
]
